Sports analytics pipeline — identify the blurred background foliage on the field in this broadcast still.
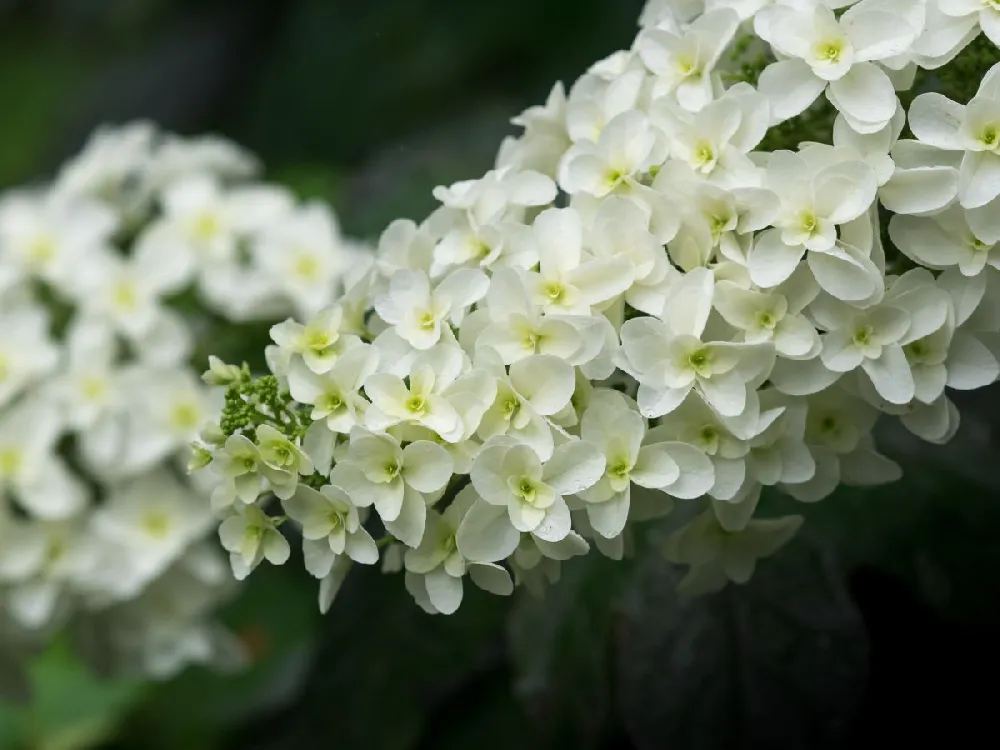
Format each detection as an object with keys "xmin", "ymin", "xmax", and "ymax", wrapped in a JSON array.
[{"xmin": 2, "ymin": 0, "xmax": 1000, "ymax": 748}]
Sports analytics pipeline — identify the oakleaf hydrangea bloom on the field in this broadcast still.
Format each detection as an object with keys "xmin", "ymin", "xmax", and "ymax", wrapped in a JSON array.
[
  {"xmin": 193, "ymin": 0, "xmax": 1000, "ymax": 620},
  {"xmin": 0, "ymin": 122, "xmax": 360, "ymax": 680}
]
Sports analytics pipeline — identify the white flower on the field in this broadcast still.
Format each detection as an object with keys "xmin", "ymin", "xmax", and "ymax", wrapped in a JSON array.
[
  {"xmin": 0, "ymin": 304, "xmax": 59, "ymax": 410},
  {"xmin": 813, "ymin": 296, "xmax": 915, "ymax": 404},
  {"xmin": 74, "ymin": 240, "xmax": 189, "ymax": 341},
  {"xmin": 433, "ymin": 167, "xmax": 556, "ymax": 217},
  {"xmin": 91, "ymin": 471, "xmax": 213, "ymax": 597},
  {"xmin": 747, "ymin": 151, "xmax": 878, "ymax": 291},
  {"xmin": 374, "ymin": 219, "xmax": 436, "ymax": 281},
  {"xmin": 467, "ymin": 437, "xmax": 605, "ymax": 542},
  {"xmin": 619, "ymin": 268, "xmax": 775, "ymax": 417},
  {"xmin": 755, "ymin": 0, "xmax": 921, "ymax": 132},
  {"xmin": 464, "ymin": 268, "xmax": 608, "ymax": 369},
  {"xmin": 637, "ymin": 8, "xmax": 741, "ymax": 111},
  {"xmin": 374, "ymin": 268, "xmax": 489, "ymax": 350},
  {"xmin": 650, "ymin": 83, "xmax": 770, "ymax": 185},
  {"xmin": 270, "ymin": 306, "xmax": 359, "ymax": 375},
  {"xmin": 156, "ymin": 173, "xmax": 293, "ymax": 268},
  {"xmin": 907, "ymin": 66, "xmax": 1000, "ymax": 221},
  {"xmin": 890, "ymin": 205, "xmax": 1000, "ymax": 276},
  {"xmin": 52, "ymin": 121, "xmax": 157, "ymax": 209},
  {"xmin": 328, "ymin": 429, "xmax": 453, "ymax": 547},
  {"xmin": 218, "ymin": 505, "xmax": 290, "ymax": 580},
  {"xmin": 558, "ymin": 110, "xmax": 663, "ymax": 196},
  {"xmin": 287, "ymin": 344, "xmax": 379, "ymax": 433},
  {"xmin": 713, "ymin": 271, "xmax": 821, "ymax": 359},
  {"xmin": 0, "ymin": 516, "xmax": 98, "ymax": 629},
  {"xmin": 665, "ymin": 510, "xmax": 803, "ymax": 594},
  {"xmin": 254, "ymin": 203, "xmax": 350, "ymax": 319},
  {"xmin": 283, "ymin": 484, "xmax": 379, "ymax": 575},
  {"xmin": 585, "ymin": 195, "xmax": 677, "ymax": 314},
  {"xmin": 939, "ymin": 0, "xmax": 1000, "ymax": 46},
  {"xmin": 151, "ymin": 132, "xmax": 258, "ymax": 188},
  {"xmin": 477, "ymin": 352, "xmax": 575, "ymax": 461},
  {"xmin": 363, "ymin": 344, "xmax": 480, "ymax": 442},
  {"xmin": 113, "ymin": 369, "xmax": 217, "ymax": 476},
  {"xmin": 403, "ymin": 486, "xmax": 513, "ymax": 615},
  {"xmin": 0, "ymin": 190, "xmax": 116, "ymax": 291},
  {"xmin": 0, "ymin": 401, "xmax": 87, "ymax": 520},
  {"xmin": 743, "ymin": 392, "xmax": 817, "ymax": 489},
  {"xmin": 210, "ymin": 435, "xmax": 267, "ymax": 510},
  {"xmin": 499, "ymin": 82, "xmax": 571, "ymax": 176},
  {"xmin": 578, "ymin": 390, "xmax": 714, "ymax": 538},
  {"xmin": 522, "ymin": 207, "xmax": 634, "ymax": 314},
  {"xmin": 49, "ymin": 317, "xmax": 122, "ymax": 432}
]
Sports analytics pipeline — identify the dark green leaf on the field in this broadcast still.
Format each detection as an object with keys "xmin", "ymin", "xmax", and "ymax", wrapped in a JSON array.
[
  {"xmin": 616, "ymin": 530, "xmax": 867, "ymax": 750},
  {"xmin": 223, "ymin": 563, "xmax": 510, "ymax": 750},
  {"xmin": 506, "ymin": 553, "xmax": 636, "ymax": 750}
]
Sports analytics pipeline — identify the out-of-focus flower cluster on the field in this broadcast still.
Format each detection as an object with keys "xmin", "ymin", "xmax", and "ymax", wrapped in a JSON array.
[
  {"xmin": 0, "ymin": 122, "xmax": 360, "ymax": 677},
  {"xmin": 196, "ymin": 0, "xmax": 1000, "ymax": 615}
]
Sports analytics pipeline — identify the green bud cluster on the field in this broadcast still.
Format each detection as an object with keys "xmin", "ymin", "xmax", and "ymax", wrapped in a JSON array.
[{"xmin": 219, "ymin": 374, "xmax": 313, "ymax": 441}]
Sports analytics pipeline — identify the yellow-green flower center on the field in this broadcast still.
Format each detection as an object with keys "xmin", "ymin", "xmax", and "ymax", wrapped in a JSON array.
[
  {"xmin": 294, "ymin": 253, "xmax": 321, "ymax": 280},
  {"xmin": 418, "ymin": 311, "xmax": 437, "ymax": 332},
  {"xmin": 853, "ymin": 326, "xmax": 874, "ymax": 347},
  {"xmin": 815, "ymin": 40, "xmax": 844, "ymax": 63}
]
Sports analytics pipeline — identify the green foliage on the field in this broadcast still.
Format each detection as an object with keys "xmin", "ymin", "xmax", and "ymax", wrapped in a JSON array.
[
  {"xmin": 115, "ymin": 564, "xmax": 322, "ymax": 750},
  {"xmin": 0, "ymin": 639, "xmax": 145, "ymax": 750},
  {"xmin": 507, "ymin": 554, "xmax": 632, "ymax": 750},
  {"xmin": 925, "ymin": 34, "xmax": 1000, "ymax": 105},
  {"xmin": 0, "ymin": 34, "xmax": 93, "ymax": 188}
]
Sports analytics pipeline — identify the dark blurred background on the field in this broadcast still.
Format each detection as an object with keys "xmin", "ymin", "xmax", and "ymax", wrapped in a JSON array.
[
  {"xmin": 3, "ymin": 1, "xmax": 1000, "ymax": 748},
  {"xmin": 0, "ymin": 0, "xmax": 643, "ymax": 237}
]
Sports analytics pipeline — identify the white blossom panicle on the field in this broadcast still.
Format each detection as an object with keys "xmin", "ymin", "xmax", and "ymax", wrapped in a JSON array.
[
  {"xmin": 182, "ymin": 0, "xmax": 1000, "ymax": 614},
  {"xmin": 0, "ymin": 123, "xmax": 359, "ymax": 678}
]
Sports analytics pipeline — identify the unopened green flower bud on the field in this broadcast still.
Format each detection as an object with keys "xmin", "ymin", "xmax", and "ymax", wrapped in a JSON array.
[
  {"xmin": 202, "ymin": 356, "xmax": 249, "ymax": 387},
  {"xmin": 188, "ymin": 444, "xmax": 214, "ymax": 472}
]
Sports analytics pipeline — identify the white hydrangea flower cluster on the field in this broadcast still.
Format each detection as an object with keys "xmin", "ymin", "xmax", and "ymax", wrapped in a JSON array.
[
  {"xmin": 197, "ymin": 0, "xmax": 1000, "ymax": 614},
  {"xmin": 0, "ymin": 122, "xmax": 360, "ymax": 677}
]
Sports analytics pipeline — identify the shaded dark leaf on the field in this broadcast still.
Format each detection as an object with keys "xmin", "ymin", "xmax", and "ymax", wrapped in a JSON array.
[
  {"xmin": 507, "ymin": 553, "xmax": 636, "ymax": 750},
  {"xmin": 616, "ymin": 530, "xmax": 867, "ymax": 750},
  {"xmin": 0, "ymin": 652, "xmax": 31, "ymax": 706},
  {"xmin": 228, "ymin": 563, "xmax": 509, "ymax": 750}
]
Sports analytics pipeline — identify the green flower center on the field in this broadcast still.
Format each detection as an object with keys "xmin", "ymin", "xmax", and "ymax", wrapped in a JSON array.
[
  {"xmin": 756, "ymin": 311, "xmax": 776, "ymax": 330},
  {"xmin": 321, "ymin": 393, "xmax": 345, "ymax": 412},
  {"xmin": 305, "ymin": 329, "xmax": 333, "ymax": 352},
  {"xmin": 27, "ymin": 236, "xmax": 55, "ymax": 265},
  {"xmin": 193, "ymin": 212, "xmax": 221, "ymax": 241},
  {"xmin": 503, "ymin": 396, "xmax": 520, "ymax": 420},
  {"xmin": 294, "ymin": 253, "xmax": 321, "ymax": 280},
  {"xmin": 418, "ymin": 311, "xmax": 437, "ymax": 332},
  {"xmin": 0, "ymin": 448, "xmax": 21, "ymax": 477},
  {"xmin": 171, "ymin": 402, "xmax": 202, "ymax": 431},
  {"xmin": 609, "ymin": 460, "xmax": 631, "ymax": 480},
  {"xmin": 143, "ymin": 511, "xmax": 173, "ymax": 539},
  {"xmin": 982, "ymin": 125, "xmax": 999, "ymax": 148},
  {"xmin": 799, "ymin": 210, "xmax": 819, "ymax": 236},
  {"xmin": 815, "ymin": 40, "xmax": 844, "ymax": 63},
  {"xmin": 688, "ymin": 348, "xmax": 711, "ymax": 376},
  {"xmin": 543, "ymin": 282, "xmax": 565, "ymax": 303},
  {"xmin": 695, "ymin": 143, "xmax": 714, "ymax": 167},
  {"xmin": 517, "ymin": 478, "xmax": 536, "ymax": 502}
]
